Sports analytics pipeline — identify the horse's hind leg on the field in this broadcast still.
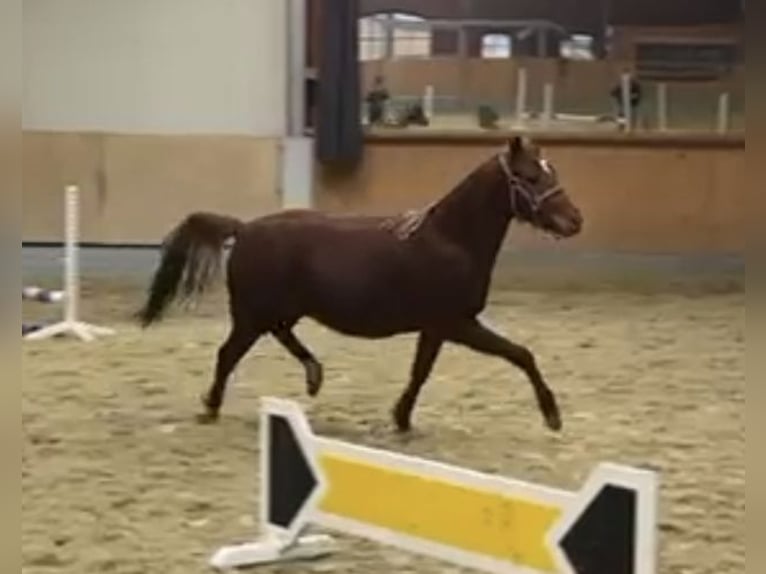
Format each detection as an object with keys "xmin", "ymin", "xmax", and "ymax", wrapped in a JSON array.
[
  {"xmin": 393, "ymin": 331, "xmax": 443, "ymax": 432},
  {"xmin": 198, "ymin": 323, "xmax": 261, "ymax": 424},
  {"xmin": 272, "ymin": 326, "xmax": 323, "ymax": 397}
]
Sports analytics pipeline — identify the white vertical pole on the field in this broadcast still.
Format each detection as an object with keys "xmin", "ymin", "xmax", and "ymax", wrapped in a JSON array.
[
  {"xmin": 542, "ymin": 82, "xmax": 554, "ymax": 128},
  {"xmin": 64, "ymin": 185, "xmax": 79, "ymax": 324},
  {"xmin": 24, "ymin": 185, "xmax": 115, "ymax": 341},
  {"xmin": 281, "ymin": 138, "xmax": 313, "ymax": 209},
  {"xmin": 384, "ymin": 14, "xmax": 394, "ymax": 60},
  {"xmin": 457, "ymin": 28, "xmax": 468, "ymax": 112},
  {"xmin": 621, "ymin": 72, "xmax": 633, "ymax": 132},
  {"xmin": 286, "ymin": 0, "xmax": 306, "ymax": 137},
  {"xmin": 423, "ymin": 85, "xmax": 435, "ymax": 122},
  {"xmin": 656, "ymin": 83, "xmax": 668, "ymax": 131},
  {"xmin": 515, "ymin": 67, "xmax": 528, "ymax": 127},
  {"xmin": 536, "ymin": 29, "xmax": 547, "ymax": 58},
  {"xmin": 280, "ymin": 0, "xmax": 313, "ymax": 210},
  {"xmin": 717, "ymin": 92, "xmax": 730, "ymax": 134}
]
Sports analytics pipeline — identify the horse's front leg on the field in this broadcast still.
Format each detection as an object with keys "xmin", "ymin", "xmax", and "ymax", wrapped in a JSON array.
[
  {"xmin": 393, "ymin": 331, "xmax": 444, "ymax": 432},
  {"xmin": 447, "ymin": 318, "xmax": 562, "ymax": 432}
]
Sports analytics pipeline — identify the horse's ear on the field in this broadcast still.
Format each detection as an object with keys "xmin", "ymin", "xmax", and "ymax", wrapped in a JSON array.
[{"xmin": 508, "ymin": 136, "xmax": 525, "ymax": 159}]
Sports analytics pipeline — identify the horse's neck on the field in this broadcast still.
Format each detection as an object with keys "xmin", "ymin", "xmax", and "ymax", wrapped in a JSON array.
[{"xmin": 428, "ymin": 166, "xmax": 512, "ymax": 265}]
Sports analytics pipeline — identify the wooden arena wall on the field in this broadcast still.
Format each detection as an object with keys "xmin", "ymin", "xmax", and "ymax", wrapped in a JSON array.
[
  {"xmin": 23, "ymin": 131, "xmax": 744, "ymax": 256},
  {"xmin": 316, "ymin": 132, "xmax": 745, "ymax": 255},
  {"xmin": 22, "ymin": 132, "xmax": 282, "ymax": 244}
]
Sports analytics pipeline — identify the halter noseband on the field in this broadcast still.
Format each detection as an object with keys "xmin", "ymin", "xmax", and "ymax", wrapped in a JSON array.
[{"xmin": 497, "ymin": 153, "xmax": 563, "ymax": 218}]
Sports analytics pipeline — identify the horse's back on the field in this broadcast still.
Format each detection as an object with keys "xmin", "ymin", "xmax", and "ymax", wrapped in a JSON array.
[
  {"xmin": 233, "ymin": 208, "xmax": 436, "ymax": 285},
  {"xmin": 226, "ymin": 208, "xmax": 476, "ymax": 335},
  {"xmin": 248, "ymin": 208, "xmax": 386, "ymax": 229}
]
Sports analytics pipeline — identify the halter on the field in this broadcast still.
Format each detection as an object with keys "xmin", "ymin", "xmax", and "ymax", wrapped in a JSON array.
[{"xmin": 497, "ymin": 153, "xmax": 563, "ymax": 219}]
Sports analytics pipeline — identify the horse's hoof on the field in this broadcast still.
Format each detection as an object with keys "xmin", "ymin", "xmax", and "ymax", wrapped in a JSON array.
[
  {"xmin": 545, "ymin": 411, "xmax": 562, "ymax": 432},
  {"xmin": 394, "ymin": 419, "xmax": 411, "ymax": 433},
  {"xmin": 306, "ymin": 378, "xmax": 322, "ymax": 397},
  {"xmin": 306, "ymin": 362, "xmax": 323, "ymax": 397},
  {"xmin": 197, "ymin": 393, "xmax": 220, "ymax": 424},
  {"xmin": 537, "ymin": 389, "xmax": 562, "ymax": 432},
  {"xmin": 195, "ymin": 411, "xmax": 219, "ymax": 425},
  {"xmin": 392, "ymin": 406, "xmax": 412, "ymax": 433}
]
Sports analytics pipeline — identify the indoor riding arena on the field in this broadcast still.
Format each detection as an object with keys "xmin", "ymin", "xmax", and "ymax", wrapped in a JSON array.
[{"xmin": 23, "ymin": 2, "xmax": 744, "ymax": 574}]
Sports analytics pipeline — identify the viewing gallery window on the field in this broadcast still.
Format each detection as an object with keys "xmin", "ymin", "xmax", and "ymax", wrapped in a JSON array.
[
  {"xmin": 359, "ymin": 12, "xmax": 431, "ymax": 61},
  {"xmin": 481, "ymin": 33, "xmax": 512, "ymax": 59},
  {"xmin": 560, "ymin": 34, "xmax": 596, "ymax": 60}
]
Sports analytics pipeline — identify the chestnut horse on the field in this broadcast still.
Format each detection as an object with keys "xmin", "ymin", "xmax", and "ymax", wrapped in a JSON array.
[{"xmin": 137, "ymin": 136, "xmax": 583, "ymax": 432}]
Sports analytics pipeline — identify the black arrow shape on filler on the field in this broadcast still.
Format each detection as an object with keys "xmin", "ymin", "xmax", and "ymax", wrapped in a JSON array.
[
  {"xmin": 559, "ymin": 484, "xmax": 637, "ymax": 574},
  {"xmin": 267, "ymin": 414, "xmax": 318, "ymax": 530}
]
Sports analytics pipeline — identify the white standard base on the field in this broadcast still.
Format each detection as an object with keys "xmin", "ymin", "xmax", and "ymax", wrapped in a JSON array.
[
  {"xmin": 24, "ymin": 320, "xmax": 116, "ymax": 342},
  {"xmin": 209, "ymin": 534, "xmax": 337, "ymax": 571}
]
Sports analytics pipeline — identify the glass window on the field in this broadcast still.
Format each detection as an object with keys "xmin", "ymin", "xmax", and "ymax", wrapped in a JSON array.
[{"xmin": 481, "ymin": 34, "xmax": 512, "ymax": 59}]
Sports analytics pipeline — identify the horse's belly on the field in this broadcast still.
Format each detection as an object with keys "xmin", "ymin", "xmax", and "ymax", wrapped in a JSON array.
[
  {"xmin": 310, "ymin": 313, "xmax": 416, "ymax": 339},
  {"xmin": 305, "ymin": 288, "xmax": 425, "ymax": 337},
  {"xmin": 305, "ymin": 272, "xmax": 470, "ymax": 338}
]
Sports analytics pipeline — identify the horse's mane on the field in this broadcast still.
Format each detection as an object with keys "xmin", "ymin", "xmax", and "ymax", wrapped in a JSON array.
[
  {"xmin": 379, "ymin": 154, "xmax": 500, "ymax": 241},
  {"xmin": 380, "ymin": 201, "xmax": 437, "ymax": 240}
]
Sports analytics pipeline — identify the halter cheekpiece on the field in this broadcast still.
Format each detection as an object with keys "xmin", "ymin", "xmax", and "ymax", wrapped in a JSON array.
[{"xmin": 497, "ymin": 153, "xmax": 563, "ymax": 218}]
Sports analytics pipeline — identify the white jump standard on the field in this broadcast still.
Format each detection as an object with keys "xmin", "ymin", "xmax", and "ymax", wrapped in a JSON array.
[{"xmin": 24, "ymin": 185, "xmax": 115, "ymax": 342}]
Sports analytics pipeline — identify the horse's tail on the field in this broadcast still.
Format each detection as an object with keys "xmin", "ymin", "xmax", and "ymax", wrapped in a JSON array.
[{"xmin": 136, "ymin": 212, "xmax": 244, "ymax": 327}]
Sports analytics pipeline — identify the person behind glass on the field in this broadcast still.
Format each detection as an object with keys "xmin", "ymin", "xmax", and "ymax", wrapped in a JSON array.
[
  {"xmin": 366, "ymin": 75, "xmax": 390, "ymax": 126},
  {"xmin": 610, "ymin": 73, "xmax": 643, "ymax": 131}
]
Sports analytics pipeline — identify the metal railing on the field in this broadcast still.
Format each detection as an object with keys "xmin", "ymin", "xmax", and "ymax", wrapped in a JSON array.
[{"xmin": 360, "ymin": 61, "xmax": 744, "ymax": 134}]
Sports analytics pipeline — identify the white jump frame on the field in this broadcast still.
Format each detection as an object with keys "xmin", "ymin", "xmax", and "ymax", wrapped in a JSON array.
[{"xmin": 24, "ymin": 185, "xmax": 115, "ymax": 342}]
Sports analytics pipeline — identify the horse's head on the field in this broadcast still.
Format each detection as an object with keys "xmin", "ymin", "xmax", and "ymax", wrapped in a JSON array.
[{"xmin": 496, "ymin": 136, "xmax": 583, "ymax": 239}]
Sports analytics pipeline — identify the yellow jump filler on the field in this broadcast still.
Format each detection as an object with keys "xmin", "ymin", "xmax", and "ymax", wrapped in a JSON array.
[{"xmin": 210, "ymin": 398, "xmax": 659, "ymax": 574}]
